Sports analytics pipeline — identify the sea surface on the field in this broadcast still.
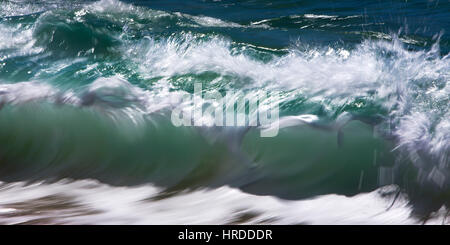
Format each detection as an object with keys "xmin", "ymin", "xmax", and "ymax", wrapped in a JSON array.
[{"xmin": 0, "ymin": 0, "xmax": 449, "ymax": 224}]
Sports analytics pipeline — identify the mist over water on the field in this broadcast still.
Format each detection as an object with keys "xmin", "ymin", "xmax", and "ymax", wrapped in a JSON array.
[{"xmin": 0, "ymin": 0, "xmax": 448, "ymax": 224}]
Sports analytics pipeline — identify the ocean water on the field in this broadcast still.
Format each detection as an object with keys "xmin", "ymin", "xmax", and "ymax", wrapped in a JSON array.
[{"xmin": 0, "ymin": 0, "xmax": 448, "ymax": 224}]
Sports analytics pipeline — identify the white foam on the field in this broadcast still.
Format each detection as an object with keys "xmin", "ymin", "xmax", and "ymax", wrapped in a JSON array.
[
  {"xmin": 0, "ymin": 81, "xmax": 58, "ymax": 104},
  {"xmin": 121, "ymin": 32, "xmax": 450, "ymax": 178},
  {"xmin": 0, "ymin": 180, "xmax": 446, "ymax": 224},
  {"xmin": 303, "ymin": 14, "xmax": 338, "ymax": 19},
  {"xmin": 0, "ymin": 1, "xmax": 46, "ymax": 18},
  {"xmin": 127, "ymin": 33, "xmax": 385, "ymax": 99},
  {"xmin": 0, "ymin": 23, "xmax": 41, "ymax": 58}
]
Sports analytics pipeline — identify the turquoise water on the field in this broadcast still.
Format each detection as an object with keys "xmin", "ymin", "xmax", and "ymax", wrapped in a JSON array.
[{"xmin": 0, "ymin": 0, "xmax": 448, "ymax": 224}]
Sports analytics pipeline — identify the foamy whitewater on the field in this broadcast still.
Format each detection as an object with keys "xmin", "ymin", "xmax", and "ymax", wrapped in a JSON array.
[{"xmin": 0, "ymin": 0, "xmax": 448, "ymax": 224}]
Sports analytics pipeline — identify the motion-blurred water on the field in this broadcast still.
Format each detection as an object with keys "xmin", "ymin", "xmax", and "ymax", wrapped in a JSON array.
[{"xmin": 0, "ymin": 0, "xmax": 448, "ymax": 224}]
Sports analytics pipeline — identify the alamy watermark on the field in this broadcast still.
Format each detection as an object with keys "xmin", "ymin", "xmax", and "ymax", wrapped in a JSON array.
[{"xmin": 171, "ymin": 83, "xmax": 280, "ymax": 137}]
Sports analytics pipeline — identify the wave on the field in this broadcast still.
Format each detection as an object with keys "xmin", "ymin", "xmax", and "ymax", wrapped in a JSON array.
[{"xmin": 0, "ymin": 0, "xmax": 448, "ymax": 219}]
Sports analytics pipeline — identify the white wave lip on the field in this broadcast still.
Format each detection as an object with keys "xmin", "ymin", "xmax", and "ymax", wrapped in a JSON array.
[{"xmin": 303, "ymin": 14, "xmax": 338, "ymax": 19}]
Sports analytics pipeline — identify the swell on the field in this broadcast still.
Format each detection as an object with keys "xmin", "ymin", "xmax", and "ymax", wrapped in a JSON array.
[{"xmin": 0, "ymin": 102, "xmax": 392, "ymax": 200}]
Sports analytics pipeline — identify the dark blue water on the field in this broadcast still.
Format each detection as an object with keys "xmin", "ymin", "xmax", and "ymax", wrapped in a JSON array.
[{"xmin": 126, "ymin": 0, "xmax": 450, "ymax": 53}]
